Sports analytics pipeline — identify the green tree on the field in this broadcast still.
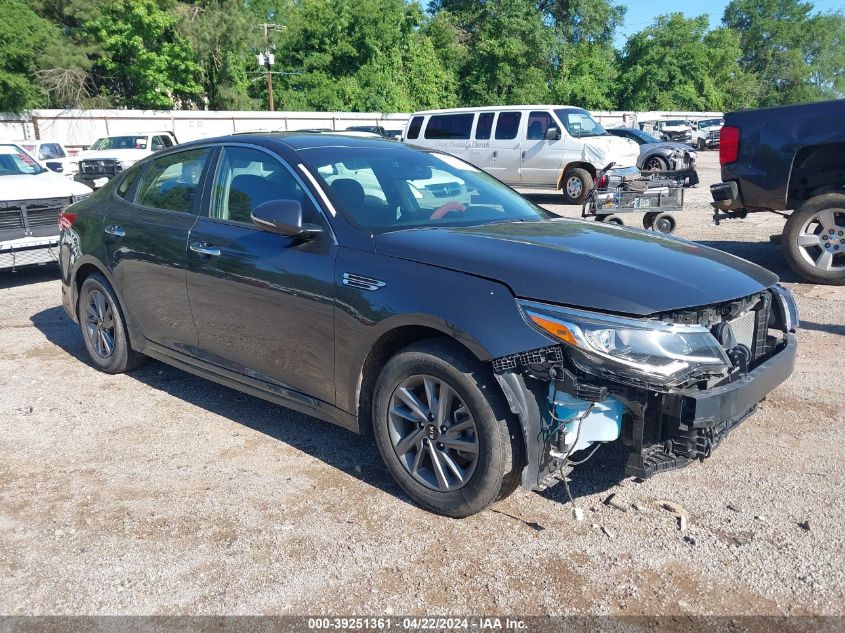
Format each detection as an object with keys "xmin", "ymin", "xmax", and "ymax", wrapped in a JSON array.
[
  {"xmin": 178, "ymin": 0, "xmax": 255, "ymax": 110},
  {"xmin": 617, "ymin": 13, "xmax": 758, "ymax": 111},
  {"xmin": 724, "ymin": 0, "xmax": 845, "ymax": 105},
  {"xmin": 0, "ymin": 0, "xmax": 80, "ymax": 111},
  {"xmin": 78, "ymin": 0, "xmax": 204, "ymax": 109},
  {"xmin": 269, "ymin": 0, "xmax": 455, "ymax": 111}
]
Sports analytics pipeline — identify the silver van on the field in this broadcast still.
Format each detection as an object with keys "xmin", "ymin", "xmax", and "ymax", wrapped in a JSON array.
[{"xmin": 403, "ymin": 106, "xmax": 640, "ymax": 204}]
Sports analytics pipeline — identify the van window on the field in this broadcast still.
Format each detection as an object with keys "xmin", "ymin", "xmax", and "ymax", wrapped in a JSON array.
[
  {"xmin": 424, "ymin": 114, "xmax": 474, "ymax": 140},
  {"xmin": 495, "ymin": 112, "xmax": 521, "ymax": 140},
  {"xmin": 526, "ymin": 112, "xmax": 555, "ymax": 140},
  {"xmin": 407, "ymin": 116, "xmax": 423, "ymax": 140},
  {"xmin": 475, "ymin": 113, "xmax": 494, "ymax": 140}
]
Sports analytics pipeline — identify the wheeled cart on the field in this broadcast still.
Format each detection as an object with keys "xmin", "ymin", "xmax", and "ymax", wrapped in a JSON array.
[{"xmin": 582, "ymin": 166, "xmax": 685, "ymax": 234}]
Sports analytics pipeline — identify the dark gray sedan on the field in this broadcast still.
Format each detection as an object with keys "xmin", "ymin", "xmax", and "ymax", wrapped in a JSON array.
[{"xmin": 609, "ymin": 126, "xmax": 697, "ymax": 173}]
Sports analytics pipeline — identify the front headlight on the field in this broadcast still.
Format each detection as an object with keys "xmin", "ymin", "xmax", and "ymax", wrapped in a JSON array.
[{"xmin": 518, "ymin": 301, "xmax": 730, "ymax": 387}]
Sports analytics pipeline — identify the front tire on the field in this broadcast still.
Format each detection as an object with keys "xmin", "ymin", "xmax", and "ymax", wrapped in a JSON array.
[
  {"xmin": 78, "ymin": 273, "xmax": 146, "ymax": 373},
  {"xmin": 562, "ymin": 168, "xmax": 593, "ymax": 205},
  {"xmin": 643, "ymin": 155, "xmax": 668, "ymax": 172},
  {"xmin": 782, "ymin": 194, "xmax": 845, "ymax": 285},
  {"xmin": 372, "ymin": 339, "xmax": 523, "ymax": 517}
]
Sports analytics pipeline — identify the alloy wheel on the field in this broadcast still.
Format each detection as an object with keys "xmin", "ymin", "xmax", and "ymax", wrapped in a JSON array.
[
  {"xmin": 796, "ymin": 209, "xmax": 845, "ymax": 273},
  {"xmin": 84, "ymin": 289, "xmax": 116, "ymax": 358},
  {"xmin": 387, "ymin": 375, "xmax": 479, "ymax": 492}
]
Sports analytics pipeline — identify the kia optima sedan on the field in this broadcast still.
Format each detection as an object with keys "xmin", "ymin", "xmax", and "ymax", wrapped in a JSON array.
[{"xmin": 58, "ymin": 133, "xmax": 798, "ymax": 517}]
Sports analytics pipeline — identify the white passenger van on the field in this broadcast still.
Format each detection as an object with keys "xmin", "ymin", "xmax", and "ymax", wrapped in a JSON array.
[{"xmin": 403, "ymin": 106, "xmax": 640, "ymax": 204}]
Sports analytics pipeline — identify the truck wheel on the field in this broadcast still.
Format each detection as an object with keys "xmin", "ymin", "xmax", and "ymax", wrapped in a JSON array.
[
  {"xmin": 562, "ymin": 168, "xmax": 593, "ymax": 205},
  {"xmin": 783, "ymin": 194, "xmax": 845, "ymax": 285},
  {"xmin": 698, "ymin": 138, "xmax": 706, "ymax": 151},
  {"xmin": 372, "ymin": 339, "xmax": 523, "ymax": 518},
  {"xmin": 78, "ymin": 273, "xmax": 146, "ymax": 373}
]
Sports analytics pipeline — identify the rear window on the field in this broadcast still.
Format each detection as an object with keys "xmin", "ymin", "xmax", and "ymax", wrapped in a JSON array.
[
  {"xmin": 495, "ymin": 112, "xmax": 521, "ymax": 140},
  {"xmin": 475, "ymin": 113, "xmax": 494, "ymax": 140},
  {"xmin": 406, "ymin": 116, "xmax": 423, "ymax": 140},
  {"xmin": 424, "ymin": 114, "xmax": 474, "ymax": 140}
]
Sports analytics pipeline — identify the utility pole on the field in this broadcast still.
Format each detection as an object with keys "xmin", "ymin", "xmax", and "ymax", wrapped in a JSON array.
[{"xmin": 254, "ymin": 23, "xmax": 285, "ymax": 112}]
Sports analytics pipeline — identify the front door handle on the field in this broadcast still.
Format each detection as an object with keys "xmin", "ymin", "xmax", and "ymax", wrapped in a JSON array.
[
  {"xmin": 521, "ymin": 150, "xmax": 526, "ymax": 159},
  {"xmin": 190, "ymin": 242, "xmax": 221, "ymax": 257},
  {"xmin": 104, "ymin": 224, "xmax": 125, "ymax": 237}
]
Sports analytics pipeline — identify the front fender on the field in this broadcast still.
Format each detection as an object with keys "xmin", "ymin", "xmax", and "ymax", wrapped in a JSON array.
[{"xmin": 333, "ymin": 249, "xmax": 554, "ymax": 414}]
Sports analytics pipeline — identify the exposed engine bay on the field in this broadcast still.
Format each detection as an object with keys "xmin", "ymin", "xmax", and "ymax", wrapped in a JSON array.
[{"xmin": 492, "ymin": 286, "xmax": 799, "ymax": 492}]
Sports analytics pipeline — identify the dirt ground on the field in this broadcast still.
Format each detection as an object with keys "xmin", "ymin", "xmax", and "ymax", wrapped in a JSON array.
[{"xmin": 0, "ymin": 152, "xmax": 843, "ymax": 618}]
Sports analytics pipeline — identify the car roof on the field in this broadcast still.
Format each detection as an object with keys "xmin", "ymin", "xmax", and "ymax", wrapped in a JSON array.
[
  {"xmin": 179, "ymin": 132, "xmax": 406, "ymax": 152},
  {"xmin": 409, "ymin": 105, "xmax": 584, "ymax": 116}
]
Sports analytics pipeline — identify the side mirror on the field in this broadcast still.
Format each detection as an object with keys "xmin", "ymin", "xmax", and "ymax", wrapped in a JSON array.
[
  {"xmin": 544, "ymin": 127, "xmax": 561, "ymax": 141},
  {"xmin": 251, "ymin": 199, "xmax": 322, "ymax": 240}
]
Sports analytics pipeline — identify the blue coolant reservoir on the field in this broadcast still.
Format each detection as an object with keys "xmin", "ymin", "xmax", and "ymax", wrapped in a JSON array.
[{"xmin": 549, "ymin": 389, "xmax": 624, "ymax": 454}]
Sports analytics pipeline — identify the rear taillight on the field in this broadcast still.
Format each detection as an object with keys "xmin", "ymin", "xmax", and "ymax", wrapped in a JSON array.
[
  {"xmin": 720, "ymin": 125, "xmax": 740, "ymax": 165},
  {"xmin": 596, "ymin": 174, "xmax": 608, "ymax": 190},
  {"xmin": 59, "ymin": 211, "xmax": 77, "ymax": 230}
]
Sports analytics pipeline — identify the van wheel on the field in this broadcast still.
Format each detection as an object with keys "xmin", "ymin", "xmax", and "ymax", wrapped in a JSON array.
[
  {"xmin": 562, "ymin": 168, "xmax": 593, "ymax": 205},
  {"xmin": 372, "ymin": 339, "xmax": 523, "ymax": 518},
  {"xmin": 78, "ymin": 273, "xmax": 146, "ymax": 373},
  {"xmin": 782, "ymin": 194, "xmax": 845, "ymax": 285}
]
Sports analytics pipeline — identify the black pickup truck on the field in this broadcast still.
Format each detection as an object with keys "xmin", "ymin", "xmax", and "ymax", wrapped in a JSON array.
[{"xmin": 711, "ymin": 99, "xmax": 845, "ymax": 285}]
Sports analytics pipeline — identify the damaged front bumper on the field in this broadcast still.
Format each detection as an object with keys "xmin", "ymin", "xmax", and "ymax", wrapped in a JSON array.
[{"xmin": 493, "ymin": 296, "xmax": 797, "ymax": 491}]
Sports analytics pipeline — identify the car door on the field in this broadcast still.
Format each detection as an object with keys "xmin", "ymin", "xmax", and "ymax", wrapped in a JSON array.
[
  {"xmin": 105, "ymin": 147, "xmax": 212, "ymax": 350},
  {"xmin": 185, "ymin": 144, "xmax": 337, "ymax": 404},
  {"xmin": 486, "ymin": 111, "xmax": 523, "ymax": 185},
  {"xmin": 520, "ymin": 110, "xmax": 565, "ymax": 186}
]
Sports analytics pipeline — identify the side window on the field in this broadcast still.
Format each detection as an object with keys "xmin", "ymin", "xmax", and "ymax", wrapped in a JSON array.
[
  {"xmin": 151, "ymin": 136, "xmax": 165, "ymax": 152},
  {"xmin": 135, "ymin": 148, "xmax": 210, "ymax": 213},
  {"xmin": 40, "ymin": 144, "xmax": 63, "ymax": 160},
  {"xmin": 116, "ymin": 162, "xmax": 146, "ymax": 200},
  {"xmin": 495, "ymin": 112, "xmax": 521, "ymax": 140},
  {"xmin": 424, "ymin": 114, "xmax": 473, "ymax": 140},
  {"xmin": 160, "ymin": 135, "xmax": 174, "ymax": 148},
  {"xmin": 475, "ymin": 112, "xmax": 494, "ymax": 140},
  {"xmin": 406, "ymin": 116, "xmax": 423, "ymax": 140},
  {"xmin": 210, "ymin": 146, "xmax": 320, "ymax": 225},
  {"xmin": 526, "ymin": 112, "xmax": 555, "ymax": 140}
]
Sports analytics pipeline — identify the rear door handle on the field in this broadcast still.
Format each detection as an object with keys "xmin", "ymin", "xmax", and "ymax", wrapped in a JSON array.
[
  {"xmin": 189, "ymin": 242, "xmax": 221, "ymax": 257},
  {"xmin": 104, "ymin": 224, "xmax": 125, "ymax": 237},
  {"xmin": 492, "ymin": 150, "xmax": 497, "ymax": 159}
]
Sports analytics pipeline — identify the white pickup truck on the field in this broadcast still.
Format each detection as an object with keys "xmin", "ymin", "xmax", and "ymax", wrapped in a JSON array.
[
  {"xmin": 1, "ymin": 144, "xmax": 92, "ymax": 271},
  {"xmin": 75, "ymin": 131, "xmax": 178, "ymax": 188},
  {"xmin": 15, "ymin": 140, "xmax": 79, "ymax": 179}
]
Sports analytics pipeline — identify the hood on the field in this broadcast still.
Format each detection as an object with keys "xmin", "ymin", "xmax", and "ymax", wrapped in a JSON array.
[
  {"xmin": 77, "ymin": 148, "xmax": 149, "ymax": 164},
  {"xmin": 581, "ymin": 135, "xmax": 640, "ymax": 170},
  {"xmin": 373, "ymin": 220, "xmax": 777, "ymax": 316},
  {"xmin": 641, "ymin": 142, "xmax": 694, "ymax": 153},
  {"xmin": 662, "ymin": 124, "xmax": 691, "ymax": 132},
  {"xmin": 0, "ymin": 171, "xmax": 92, "ymax": 201}
]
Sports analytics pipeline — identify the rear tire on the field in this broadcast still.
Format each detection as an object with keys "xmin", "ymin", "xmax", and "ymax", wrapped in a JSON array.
[
  {"xmin": 562, "ymin": 168, "xmax": 593, "ymax": 205},
  {"xmin": 78, "ymin": 273, "xmax": 146, "ymax": 373},
  {"xmin": 372, "ymin": 339, "xmax": 523, "ymax": 517},
  {"xmin": 782, "ymin": 194, "xmax": 845, "ymax": 285}
]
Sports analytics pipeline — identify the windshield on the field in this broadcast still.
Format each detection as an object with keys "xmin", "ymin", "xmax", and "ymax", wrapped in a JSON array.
[
  {"xmin": 91, "ymin": 136, "xmax": 148, "ymax": 151},
  {"xmin": 619, "ymin": 128, "xmax": 660, "ymax": 144},
  {"xmin": 554, "ymin": 108, "xmax": 607, "ymax": 138},
  {"xmin": 698, "ymin": 118, "xmax": 723, "ymax": 129},
  {"xmin": 0, "ymin": 145, "xmax": 44, "ymax": 175},
  {"xmin": 304, "ymin": 146, "xmax": 548, "ymax": 233},
  {"xmin": 663, "ymin": 120, "xmax": 687, "ymax": 127}
]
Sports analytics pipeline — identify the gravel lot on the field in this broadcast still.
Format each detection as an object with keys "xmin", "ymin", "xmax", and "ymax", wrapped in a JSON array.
[{"xmin": 1, "ymin": 152, "xmax": 843, "ymax": 617}]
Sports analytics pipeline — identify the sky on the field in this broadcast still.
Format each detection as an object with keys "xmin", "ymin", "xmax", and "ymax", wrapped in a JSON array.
[{"xmin": 614, "ymin": 0, "xmax": 843, "ymax": 48}]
